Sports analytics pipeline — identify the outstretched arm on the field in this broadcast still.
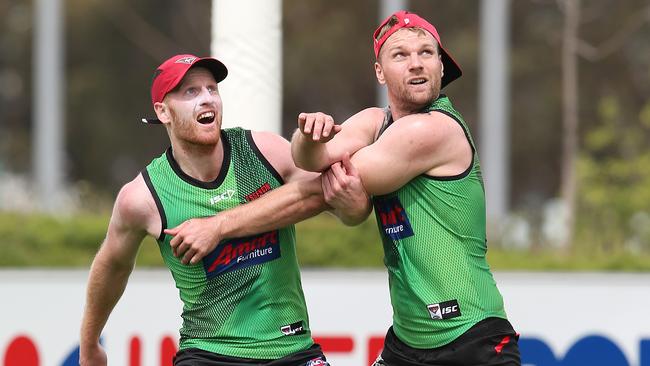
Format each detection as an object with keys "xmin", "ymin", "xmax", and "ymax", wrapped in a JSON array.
[
  {"xmin": 165, "ymin": 130, "xmax": 371, "ymax": 265},
  {"xmin": 80, "ymin": 175, "xmax": 156, "ymax": 366},
  {"xmin": 259, "ymin": 129, "xmax": 372, "ymax": 225},
  {"xmin": 165, "ymin": 174, "xmax": 326, "ymax": 265},
  {"xmin": 291, "ymin": 108, "xmax": 385, "ymax": 172}
]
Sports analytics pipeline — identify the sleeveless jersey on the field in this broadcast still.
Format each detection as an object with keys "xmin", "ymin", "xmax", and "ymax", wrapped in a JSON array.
[
  {"xmin": 372, "ymin": 95, "xmax": 507, "ymax": 349},
  {"xmin": 142, "ymin": 128, "xmax": 313, "ymax": 359}
]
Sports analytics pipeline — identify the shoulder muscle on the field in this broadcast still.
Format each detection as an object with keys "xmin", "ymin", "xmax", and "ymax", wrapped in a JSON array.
[
  {"xmin": 113, "ymin": 174, "xmax": 160, "ymax": 237},
  {"xmin": 384, "ymin": 111, "xmax": 471, "ymax": 176},
  {"xmin": 349, "ymin": 111, "xmax": 470, "ymax": 195}
]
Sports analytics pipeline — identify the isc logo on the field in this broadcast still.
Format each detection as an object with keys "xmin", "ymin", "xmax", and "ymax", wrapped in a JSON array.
[
  {"xmin": 427, "ymin": 300, "xmax": 461, "ymax": 320},
  {"xmin": 442, "ymin": 305, "xmax": 458, "ymax": 314},
  {"xmin": 210, "ymin": 189, "xmax": 236, "ymax": 205}
]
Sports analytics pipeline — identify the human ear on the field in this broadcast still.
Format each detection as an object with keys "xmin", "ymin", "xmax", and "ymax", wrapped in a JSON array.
[
  {"xmin": 154, "ymin": 102, "xmax": 171, "ymax": 124},
  {"xmin": 374, "ymin": 62, "xmax": 386, "ymax": 85}
]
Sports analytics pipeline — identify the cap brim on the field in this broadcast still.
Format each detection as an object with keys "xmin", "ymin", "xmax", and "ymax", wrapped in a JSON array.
[
  {"xmin": 194, "ymin": 58, "xmax": 228, "ymax": 84},
  {"xmin": 440, "ymin": 47, "xmax": 462, "ymax": 88},
  {"xmin": 141, "ymin": 118, "xmax": 162, "ymax": 124}
]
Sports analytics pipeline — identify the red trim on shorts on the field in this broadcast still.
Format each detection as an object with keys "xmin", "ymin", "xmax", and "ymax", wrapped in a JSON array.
[{"xmin": 494, "ymin": 335, "xmax": 511, "ymax": 354}]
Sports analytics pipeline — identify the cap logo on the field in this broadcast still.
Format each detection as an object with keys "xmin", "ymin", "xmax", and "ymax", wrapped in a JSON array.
[
  {"xmin": 404, "ymin": 18, "xmax": 410, "ymax": 24},
  {"xmin": 175, "ymin": 56, "xmax": 197, "ymax": 64}
]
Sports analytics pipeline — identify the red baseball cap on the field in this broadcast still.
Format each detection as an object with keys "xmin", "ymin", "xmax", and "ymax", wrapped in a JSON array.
[
  {"xmin": 373, "ymin": 10, "xmax": 462, "ymax": 88},
  {"xmin": 141, "ymin": 54, "xmax": 228, "ymax": 124}
]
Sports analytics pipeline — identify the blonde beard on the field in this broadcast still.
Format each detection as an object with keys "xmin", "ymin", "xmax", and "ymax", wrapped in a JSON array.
[
  {"xmin": 394, "ymin": 82, "xmax": 441, "ymax": 113},
  {"xmin": 169, "ymin": 108, "xmax": 221, "ymax": 146}
]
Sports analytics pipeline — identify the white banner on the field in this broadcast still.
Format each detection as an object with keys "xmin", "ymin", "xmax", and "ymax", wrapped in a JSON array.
[{"xmin": 1, "ymin": 270, "xmax": 649, "ymax": 366}]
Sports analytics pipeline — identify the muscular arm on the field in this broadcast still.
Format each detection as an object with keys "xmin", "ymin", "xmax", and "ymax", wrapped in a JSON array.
[
  {"xmin": 80, "ymin": 175, "xmax": 158, "ymax": 365},
  {"xmin": 215, "ymin": 131, "xmax": 329, "ymax": 235},
  {"xmin": 291, "ymin": 107, "xmax": 385, "ymax": 172},
  {"xmin": 260, "ymin": 131, "xmax": 371, "ymax": 225},
  {"xmin": 219, "ymin": 175, "xmax": 326, "ymax": 237},
  {"xmin": 166, "ymin": 131, "xmax": 372, "ymax": 265},
  {"xmin": 350, "ymin": 112, "xmax": 473, "ymax": 195}
]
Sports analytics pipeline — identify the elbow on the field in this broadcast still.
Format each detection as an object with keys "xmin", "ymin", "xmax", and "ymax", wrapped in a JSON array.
[
  {"xmin": 340, "ymin": 216, "xmax": 365, "ymax": 227},
  {"xmin": 292, "ymin": 155, "xmax": 310, "ymax": 171},
  {"xmin": 346, "ymin": 211, "xmax": 372, "ymax": 226},
  {"xmin": 335, "ymin": 204, "xmax": 372, "ymax": 227},
  {"xmin": 337, "ymin": 214, "xmax": 368, "ymax": 227},
  {"xmin": 295, "ymin": 160, "xmax": 326, "ymax": 173}
]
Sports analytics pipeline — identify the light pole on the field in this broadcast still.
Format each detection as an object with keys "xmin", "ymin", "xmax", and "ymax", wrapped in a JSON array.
[{"xmin": 33, "ymin": 0, "xmax": 65, "ymax": 212}]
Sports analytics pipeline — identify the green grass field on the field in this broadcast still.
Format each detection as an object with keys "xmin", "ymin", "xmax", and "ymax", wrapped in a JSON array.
[{"xmin": 2, "ymin": 211, "xmax": 650, "ymax": 271}]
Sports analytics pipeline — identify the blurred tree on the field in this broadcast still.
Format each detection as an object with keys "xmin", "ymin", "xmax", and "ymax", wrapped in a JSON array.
[
  {"xmin": 508, "ymin": 0, "xmax": 650, "ymax": 248},
  {"xmin": 0, "ymin": 2, "xmax": 33, "ymax": 173},
  {"xmin": 282, "ymin": 0, "xmax": 481, "ymax": 136},
  {"xmin": 0, "ymin": 0, "xmax": 648, "ymax": 243},
  {"xmin": 64, "ymin": 0, "xmax": 212, "ymax": 192},
  {"xmin": 282, "ymin": 0, "xmax": 379, "ymax": 137},
  {"xmin": 577, "ymin": 96, "xmax": 650, "ymax": 253},
  {"xmin": 557, "ymin": 0, "xmax": 650, "ymax": 248}
]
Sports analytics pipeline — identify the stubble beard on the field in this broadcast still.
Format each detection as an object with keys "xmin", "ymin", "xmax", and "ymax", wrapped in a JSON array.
[
  {"xmin": 397, "ymin": 78, "xmax": 441, "ymax": 113},
  {"xmin": 169, "ymin": 108, "xmax": 220, "ymax": 147}
]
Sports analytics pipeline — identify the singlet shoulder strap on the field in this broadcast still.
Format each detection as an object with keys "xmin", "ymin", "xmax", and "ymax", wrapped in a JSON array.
[{"xmin": 375, "ymin": 107, "xmax": 393, "ymax": 142}]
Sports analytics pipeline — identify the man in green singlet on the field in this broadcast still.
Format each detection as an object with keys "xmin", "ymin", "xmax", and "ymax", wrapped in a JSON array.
[
  {"xmin": 79, "ymin": 54, "xmax": 370, "ymax": 366},
  {"xmin": 290, "ymin": 10, "xmax": 521, "ymax": 366},
  {"xmin": 152, "ymin": 10, "xmax": 521, "ymax": 366}
]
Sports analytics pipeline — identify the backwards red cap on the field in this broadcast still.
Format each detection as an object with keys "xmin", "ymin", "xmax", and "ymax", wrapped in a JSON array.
[
  {"xmin": 142, "ymin": 54, "xmax": 228, "ymax": 124},
  {"xmin": 373, "ymin": 10, "xmax": 462, "ymax": 88}
]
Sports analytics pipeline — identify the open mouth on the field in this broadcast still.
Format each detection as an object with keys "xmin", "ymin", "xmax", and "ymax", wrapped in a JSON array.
[
  {"xmin": 197, "ymin": 111, "xmax": 216, "ymax": 124},
  {"xmin": 408, "ymin": 78, "xmax": 427, "ymax": 85}
]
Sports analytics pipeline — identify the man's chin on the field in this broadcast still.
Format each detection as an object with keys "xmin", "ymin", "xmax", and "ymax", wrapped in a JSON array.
[
  {"xmin": 194, "ymin": 135, "xmax": 221, "ymax": 146},
  {"xmin": 411, "ymin": 90, "xmax": 440, "ymax": 106},
  {"xmin": 403, "ymin": 95, "xmax": 436, "ymax": 110},
  {"xmin": 179, "ymin": 131, "xmax": 221, "ymax": 147}
]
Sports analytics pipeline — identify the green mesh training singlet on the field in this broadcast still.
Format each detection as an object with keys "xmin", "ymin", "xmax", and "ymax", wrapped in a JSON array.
[
  {"xmin": 372, "ymin": 95, "xmax": 507, "ymax": 349},
  {"xmin": 142, "ymin": 128, "xmax": 313, "ymax": 359}
]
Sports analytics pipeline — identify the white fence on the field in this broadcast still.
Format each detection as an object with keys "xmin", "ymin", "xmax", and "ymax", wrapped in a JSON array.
[{"xmin": 1, "ymin": 270, "xmax": 650, "ymax": 366}]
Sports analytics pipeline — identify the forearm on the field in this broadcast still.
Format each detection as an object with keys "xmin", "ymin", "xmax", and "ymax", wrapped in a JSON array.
[
  {"xmin": 219, "ymin": 176, "xmax": 328, "ymax": 239},
  {"xmin": 291, "ymin": 130, "xmax": 332, "ymax": 172},
  {"xmin": 80, "ymin": 253, "xmax": 132, "ymax": 348}
]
